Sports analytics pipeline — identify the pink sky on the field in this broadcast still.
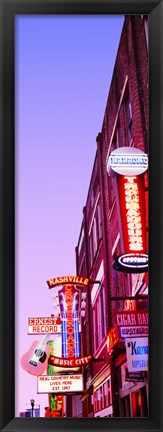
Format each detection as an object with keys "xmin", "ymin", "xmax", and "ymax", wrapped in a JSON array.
[{"xmin": 15, "ymin": 14, "xmax": 124, "ymax": 417}]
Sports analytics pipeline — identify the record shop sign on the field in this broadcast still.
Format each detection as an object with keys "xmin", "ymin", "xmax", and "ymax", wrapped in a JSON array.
[{"xmin": 107, "ymin": 147, "xmax": 148, "ymax": 176}]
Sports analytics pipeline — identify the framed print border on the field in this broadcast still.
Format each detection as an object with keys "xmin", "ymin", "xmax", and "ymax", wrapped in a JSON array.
[{"xmin": 0, "ymin": 1, "xmax": 162, "ymax": 431}]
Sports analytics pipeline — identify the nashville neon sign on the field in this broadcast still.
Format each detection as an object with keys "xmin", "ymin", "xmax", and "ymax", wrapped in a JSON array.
[
  {"xmin": 47, "ymin": 276, "xmax": 89, "ymax": 289},
  {"xmin": 65, "ymin": 284, "xmax": 75, "ymax": 358}
]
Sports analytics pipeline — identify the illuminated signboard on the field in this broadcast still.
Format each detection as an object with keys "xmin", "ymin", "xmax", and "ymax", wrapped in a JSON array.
[
  {"xmin": 28, "ymin": 317, "xmax": 61, "ymax": 334},
  {"xmin": 47, "ymin": 275, "xmax": 89, "ymax": 289},
  {"xmin": 113, "ymin": 253, "xmax": 148, "ymax": 273},
  {"xmin": 107, "ymin": 325, "xmax": 119, "ymax": 354},
  {"xmin": 37, "ymin": 374, "xmax": 83, "ymax": 393},
  {"xmin": 116, "ymin": 311, "xmax": 148, "ymax": 339},
  {"xmin": 116, "ymin": 311, "xmax": 148, "ymax": 327},
  {"xmin": 126, "ymin": 337, "xmax": 148, "ymax": 372},
  {"xmin": 47, "ymin": 340, "xmax": 63, "ymax": 416},
  {"xmin": 59, "ymin": 284, "xmax": 80, "ymax": 359},
  {"xmin": 117, "ymin": 174, "xmax": 147, "ymax": 255},
  {"xmin": 49, "ymin": 355, "xmax": 92, "ymax": 368},
  {"xmin": 107, "ymin": 147, "xmax": 148, "ymax": 176}
]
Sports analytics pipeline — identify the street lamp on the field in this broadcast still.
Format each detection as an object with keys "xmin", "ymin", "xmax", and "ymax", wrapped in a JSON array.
[{"xmin": 30, "ymin": 398, "xmax": 35, "ymax": 417}]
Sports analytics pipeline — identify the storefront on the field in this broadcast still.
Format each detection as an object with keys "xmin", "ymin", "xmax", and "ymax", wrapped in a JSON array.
[
  {"xmin": 91, "ymin": 365, "xmax": 113, "ymax": 417},
  {"xmin": 117, "ymin": 361, "xmax": 148, "ymax": 417}
]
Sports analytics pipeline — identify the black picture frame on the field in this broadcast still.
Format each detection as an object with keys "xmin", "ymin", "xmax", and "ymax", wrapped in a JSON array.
[{"xmin": 0, "ymin": 0, "xmax": 162, "ymax": 431}]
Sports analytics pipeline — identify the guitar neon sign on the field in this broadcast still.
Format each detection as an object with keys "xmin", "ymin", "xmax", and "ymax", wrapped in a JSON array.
[{"xmin": 58, "ymin": 284, "xmax": 80, "ymax": 359}]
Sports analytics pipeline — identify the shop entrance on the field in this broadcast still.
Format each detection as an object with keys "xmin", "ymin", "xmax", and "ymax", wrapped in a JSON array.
[{"xmin": 132, "ymin": 387, "xmax": 148, "ymax": 417}]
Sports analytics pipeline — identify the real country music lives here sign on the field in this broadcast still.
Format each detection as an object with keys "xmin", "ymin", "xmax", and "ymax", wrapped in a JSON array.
[{"xmin": 37, "ymin": 374, "xmax": 83, "ymax": 393}]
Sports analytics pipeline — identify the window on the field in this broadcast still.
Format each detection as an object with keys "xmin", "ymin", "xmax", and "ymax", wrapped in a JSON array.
[
  {"xmin": 125, "ymin": 95, "xmax": 133, "ymax": 145},
  {"xmin": 94, "ymin": 377, "xmax": 112, "ymax": 413},
  {"xmin": 117, "ymin": 367, "xmax": 122, "ymax": 390},
  {"xmin": 78, "ymin": 227, "xmax": 84, "ymax": 254},
  {"xmin": 93, "ymin": 284, "xmax": 106, "ymax": 352},
  {"xmin": 108, "ymin": 175, "xmax": 115, "ymax": 209},
  {"xmin": 89, "ymin": 197, "xmax": 102, "ymax": 268},
  {"xmin": 116, "ymin": 124, "xmax": 122, "ymax": 148},
  {"xmin": 120, "ymin": 395, "xmax": 131, "ymax": 417},
  {"xmin": 141, "ymin": 15, "xmax": 148, "ymax": 49},
  {"xmin": 100, "ymin": 285, "xmax": 105, "ymax": 340}
]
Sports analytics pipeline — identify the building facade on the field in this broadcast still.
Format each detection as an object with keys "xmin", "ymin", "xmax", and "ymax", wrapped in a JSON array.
[{"xmin": 74, "ymin": 15, "xmax": 148, "ymax": 418}]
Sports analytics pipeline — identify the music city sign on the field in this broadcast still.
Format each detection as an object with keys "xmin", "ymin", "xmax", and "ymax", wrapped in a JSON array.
[{"xmin": 48, "ymin": 354, "xmax": 92, "ymax": 368}]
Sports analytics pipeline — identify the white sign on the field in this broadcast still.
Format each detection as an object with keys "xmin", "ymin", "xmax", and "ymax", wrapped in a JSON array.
[
  {"xmin": 28, "ymin": 317, "xmax": 61, "ymax": 334},
  {"xmin": 37, "ymin": 374, "xmax": 83, "ymax": 393},
  {"xmin": 118, "ymin": 254, "xmax": 148, "ymax": 270},
  {"xmin": 126, "ymin": 337, "xmax": 148, "ymax": 372},
  {"xmin": 107, "ymin": 147, "xmax": 148, "ymax": 176},
  {"xmin": 120, "ymin": 326, "xmax": 148, "ymax": 338}
]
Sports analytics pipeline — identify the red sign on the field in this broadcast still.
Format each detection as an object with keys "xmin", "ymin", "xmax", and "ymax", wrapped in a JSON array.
[
  {"xmin": 49, "ymin": 355, "xmax": 92, "ymax": 367},
  {"xmin": 116, "ymin": 311, "xmax": 148, "ymax": 327},
  {"xmin": 47, "ymin": 275, "xmax": 89, "ymax": 289},
  {"xmin": 107, "ymin": 325, "xmax": 119, "ymax": 354},
  {"xmin": 28, "ymin": 317, "xmax": 61, "ymax": 334},
  {"xmin": 117, "ymin": 174, "xmax": 147, "ymax": 254}
]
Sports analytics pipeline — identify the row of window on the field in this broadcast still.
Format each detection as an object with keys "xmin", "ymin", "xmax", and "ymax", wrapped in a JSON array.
[{"xmin": 93, "ymin": 378, "xmax": 112, "ymax": 413}]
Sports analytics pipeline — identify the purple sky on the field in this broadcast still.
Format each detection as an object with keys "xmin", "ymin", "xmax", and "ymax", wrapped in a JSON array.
[{"xmin": 15, "ymin": 15, "xmax": 124, "ymax": 416}]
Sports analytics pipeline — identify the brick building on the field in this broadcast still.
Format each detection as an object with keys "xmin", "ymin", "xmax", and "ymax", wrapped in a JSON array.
[{"xmin": 74, "ymin": 15, "xmax": 148, "ymax": 418}]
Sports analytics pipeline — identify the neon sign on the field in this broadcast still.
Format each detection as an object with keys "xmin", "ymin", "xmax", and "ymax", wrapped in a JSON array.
[
  {"xmin": 117, "ymin": 174, "xmax": 147, "ymax": 255},
  {"xmin": 49, "ymin": 355, "xmax": 92, "ymax": 367},
  {"xmin": 58, "ymin": 284, "xmax": 80, "ymax": 359},
  {"xmin": 47, "ymin": 276, "xmax": 89, "ymax": 289},
  {"xmin": 107, "ymin": 325, "xmax": 119, "ymax": 354},
  {"xmin": 65, "ymin": 285, "xmax": 75, "ymax": 358},
  {"xmin": 113, "ymin": 253, "xmax": 148, "ymax": 273}
]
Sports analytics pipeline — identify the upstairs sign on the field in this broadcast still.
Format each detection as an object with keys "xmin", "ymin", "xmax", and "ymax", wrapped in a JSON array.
[{"xmin": 116, "ymin": 311, "xmax": 148, "ymax": 339}]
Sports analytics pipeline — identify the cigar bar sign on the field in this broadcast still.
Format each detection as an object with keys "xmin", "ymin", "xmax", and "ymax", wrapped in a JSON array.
[
  {"xmin": 116, "ymin": 311, "xmax": 148, "ymax": 339},
  {"xmin": 49, "ymin": 355, "xmax": 92, "ymax": 368},
  {"xmin": 37, "ymin": 374, "xmax": 83, "ymax": 393},
  {"xmin": 28, "ymin": 317, "xmax": 62, "ymax": 334},
  {"xmin": 47, "ymin": 275, "xmax": 89, "ymax": 289}
]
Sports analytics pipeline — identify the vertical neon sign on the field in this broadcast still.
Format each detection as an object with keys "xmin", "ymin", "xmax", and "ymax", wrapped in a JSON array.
[
  {"xmin": 117, "ymin": 174, "xmax": 147, "ymax": 254},
  {"xmin": 59, "ymin": 284, "xmax": 80, "ymax": 359}
]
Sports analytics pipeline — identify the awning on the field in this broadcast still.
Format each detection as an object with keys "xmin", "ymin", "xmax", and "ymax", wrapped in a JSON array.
[{"xmin": 80, "ymin": 392, "xmax": 90, "ymax": 402}]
